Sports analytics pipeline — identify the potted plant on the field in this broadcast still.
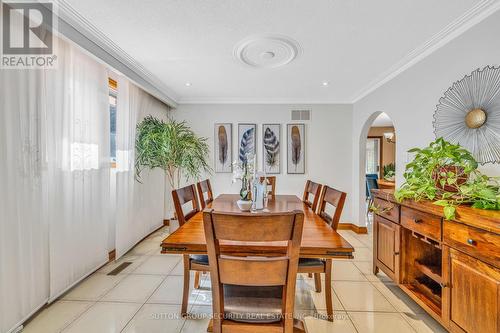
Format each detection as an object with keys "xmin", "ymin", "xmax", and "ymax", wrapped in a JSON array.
[
  {"xmin": 394, "ymin": 137, "xmax": 500, "ymax": 220},
  {"xmin": 232, "ymin": 153, "xmax": 255, "ymax": 211},
  {"xmin": 135, "ymin": 116, "xmax": 211, "ymax": 224},
  {"xmin": 383, "ymin": 163, "xmax": 396, "ymax": 181}
]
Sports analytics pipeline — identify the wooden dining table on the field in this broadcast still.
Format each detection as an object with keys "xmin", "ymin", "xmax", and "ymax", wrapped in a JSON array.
[{"xmin": 161, "ymin": 194, "xmax": 354, "ymax": 259}]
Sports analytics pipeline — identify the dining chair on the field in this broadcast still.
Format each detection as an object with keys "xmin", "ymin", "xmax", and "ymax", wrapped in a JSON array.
[
  {"xmin": 366, "ymin": 176, "xmax": 379, "ymax": 208},
  {"xmin": 196, "ymin": 179, "xmax": 213, "ymax": 209},
  {"xmin": 302, "ymin": 180, "xmax": 322, "ymax": 212},
  {"xmin": 172, "ymin": 184, "xmax": 209, "ymax": 316},
  {"xmin": 298, "ymin": 185, "xmax": 347, "ymax": 322},
  {"xmin": 203, "ymin": 209, "xmax": 305, "ymax": 333},
  {"xmin": 260, "ymin": 176, "xmax": 276, "ymax": 196},
  {"xmin": 365, "ymin": 173, "xmax": 378, "ymax": 199}
]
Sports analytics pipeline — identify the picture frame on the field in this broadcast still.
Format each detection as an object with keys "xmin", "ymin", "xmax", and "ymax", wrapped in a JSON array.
[
  {"xmin": 237, "ymin": 123, "xmax": 257, "ymax": 163},
  {"xmin": 287, "ymin": 123, "xmax": 305, "ymax": 174},
  {"xmin": 214, "ymin": 123, "xmax": 232, "ymax": 173},
  {"xmin": 262, "ymin": 123, "xmax": 281, "ymax": 174}
]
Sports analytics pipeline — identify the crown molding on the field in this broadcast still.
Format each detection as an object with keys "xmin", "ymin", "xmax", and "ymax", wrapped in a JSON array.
[
  {"xmin": 176, "ymin": 97, "xmax": 353, "ymax": 105},
  {"xmin": 350, "ymin": 0, "xmax": 500, "ymax": 104},
  {"xmin": 54, "ymin": 0, "xmax": 178, "ymax": 107}
]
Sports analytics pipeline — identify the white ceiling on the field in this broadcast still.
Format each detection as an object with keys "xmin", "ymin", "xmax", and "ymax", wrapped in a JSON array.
[{"xmin": 64, "ymin": 0, "xmax": 485, "ymax": 104}]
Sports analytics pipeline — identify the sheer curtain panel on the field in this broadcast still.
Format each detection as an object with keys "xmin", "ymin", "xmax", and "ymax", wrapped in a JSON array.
[
  {"xmin": 45, "ymin": 39, "xmax": 111, "ymax": 301},
  {"xmin": 0, "ymin": 66, "xmax": 50, "ymax": 333}
]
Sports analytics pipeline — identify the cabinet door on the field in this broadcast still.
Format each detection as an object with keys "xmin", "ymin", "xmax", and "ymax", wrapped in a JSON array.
[
  {"xmin": 374, "ymin": 215, "xmax": 400, "ymax": 282},
  {"xmin": 446, "ymin": 248, "xmax": 499, "ymax": 333}
]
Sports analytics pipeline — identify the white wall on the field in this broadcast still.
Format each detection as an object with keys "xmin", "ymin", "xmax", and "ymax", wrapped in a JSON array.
[
  {"xmin": 352, "ymin": 10, "xmax": 500, "ymax": 227},
  {"xmin": 174, "ymin": 104, "xmax": 354, "ymax": 223}
]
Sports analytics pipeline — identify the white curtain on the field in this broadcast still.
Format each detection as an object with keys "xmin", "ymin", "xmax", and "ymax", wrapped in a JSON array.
[
  {"xmin": 114, "ymin": 82, "xmax": 167, "ymax": 258},
  {"xmin": 0, "ymin": 67, "xmax": 50, "ymax": 333},
  {"xmin": 45, "ymin": 39, "xmax": 111, "ymax": 301}
]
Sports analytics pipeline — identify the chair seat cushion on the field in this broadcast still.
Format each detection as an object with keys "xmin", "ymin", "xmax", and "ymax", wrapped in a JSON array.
[
  {"xmin": 298, "ymin": 258, "xmax": 325, "ymax": 268},
  {"xmin": 223, "ymin": 285, "xmax": 283, "ymax": 323},
  {"xmin": 189, "ymin": 255, "xmax": 209, "ymax": 265}
]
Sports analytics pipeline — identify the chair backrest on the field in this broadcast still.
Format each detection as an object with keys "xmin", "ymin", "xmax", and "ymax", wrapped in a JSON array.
[
  {"xmin": 302, "ymin": 180, "xmax": 322, "ymax": 212},
  {"xmin": 366, "ymin": 177, "xmax": 379, "ymax": 200},
  {"xmin": 203, "ymin": 209, "xmax": 304, "ymax": 332},
  {"xmin": 172, "ymin": 184, "xmax": 200, "ymax": 226},
  {"xmin": 260, "ymin": 176, "xmax": 276, "ymax": 196},
  {"xmin": 317, "ymin": 186, "xmax": 347, "ymax": 231},
  {"xmin": 365, "ymin": 174, "xmax": 379, "ymax": 198},
  {"xmin": 196, "ymin": 179, "xmax": 213, "ymax": 209}
]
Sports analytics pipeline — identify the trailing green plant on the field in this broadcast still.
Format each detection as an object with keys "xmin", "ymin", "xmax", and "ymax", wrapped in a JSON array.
[
  {"xmin": 135, "ymin": 116, "xmax": 211, "ymax": 189},
  {"xmin": 383, "ymin": 163, "xmax": 396, "ymax": 180},
  {"xmin": 394, "ymin": 137, "xmax": 500, "ymax": 220}
]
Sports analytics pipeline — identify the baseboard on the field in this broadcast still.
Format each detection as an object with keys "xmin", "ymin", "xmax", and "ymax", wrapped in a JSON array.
[
  {"xmin": 337, "ymin": 223, "xmax": 368, "ymax": 234},
  {"xmin": 108, "ymin": 249, "xmax": 116, "ymax": 262}
]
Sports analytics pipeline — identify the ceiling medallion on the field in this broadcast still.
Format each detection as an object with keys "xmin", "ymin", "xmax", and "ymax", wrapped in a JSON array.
[
  {"xmin": 433, "ymin": 66, "xmax": 500, "ymax": 164},
  {"xmin": 234, "ymin": 34, "xmax": 301, "ymax": 69}
]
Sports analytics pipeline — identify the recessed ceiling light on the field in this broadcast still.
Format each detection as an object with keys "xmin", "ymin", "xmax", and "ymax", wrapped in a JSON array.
[
  {"xmin": 185, "ymin": 82, "xmax": 192, "ymax": 87},
  {"xmin": 322, "ymin": 81, "xmax": 329, "ymax": 86}
]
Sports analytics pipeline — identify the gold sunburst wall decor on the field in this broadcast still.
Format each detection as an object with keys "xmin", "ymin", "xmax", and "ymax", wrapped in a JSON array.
[{"xmin": 433, "ymin": 66, "xmax": 500, "ymax": 164}]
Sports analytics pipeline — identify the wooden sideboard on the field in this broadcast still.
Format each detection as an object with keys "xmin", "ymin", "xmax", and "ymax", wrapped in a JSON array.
[{"xmin": 371, "ymin": 189, "xmax": 500, "ymax": 333}]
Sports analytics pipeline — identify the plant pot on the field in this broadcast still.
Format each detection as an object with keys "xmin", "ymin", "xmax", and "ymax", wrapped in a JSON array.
[
  {"xmin": 432, "ymin": 165, "xmax": 467, "ymax": 193},
  {"xmin": 237, "ymin": 199, "xmax": 253, "ymax": 212}
]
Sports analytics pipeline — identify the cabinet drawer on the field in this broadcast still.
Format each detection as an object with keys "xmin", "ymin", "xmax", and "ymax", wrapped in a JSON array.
[
  {"xmin": 444, "ymin": 221, "xmax": 500, "ymax": 268},
  {"xmin": 373, "ymin": 197, "xmax": 400, "ymax": 223},
  {"xmin": 401, "ymin": 207, "xmax": 442, "ymax": 241}
]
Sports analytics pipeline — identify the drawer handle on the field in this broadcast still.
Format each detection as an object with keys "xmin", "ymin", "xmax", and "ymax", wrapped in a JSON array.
[
  {"xmin": 413, "ymin": 218, "xmax": 423, "ymax": 224},
  {"xmin": 466, "ymin": 238, "xmax": 476, "ymax": 246}
]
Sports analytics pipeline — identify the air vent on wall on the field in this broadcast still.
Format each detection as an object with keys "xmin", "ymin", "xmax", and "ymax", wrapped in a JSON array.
[{"xmin": 291, "ymin": 109, "xmax": 311, "ymax": 121}]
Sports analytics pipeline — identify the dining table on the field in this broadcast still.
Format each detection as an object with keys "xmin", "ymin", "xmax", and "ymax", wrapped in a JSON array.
[
  {"xmin": 161, "ymin": 193, "xmax": 354, "ymax": 259},
  {"xmin": 161, "ymin": 194, "xmax": 354, "ymax": 332}
]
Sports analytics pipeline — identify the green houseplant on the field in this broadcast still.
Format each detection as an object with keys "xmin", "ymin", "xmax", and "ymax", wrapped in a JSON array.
[
  {"xmin": 383, "ymin": 163, "xmax": 396, "ymax": 181},
  {"xmin": 135, "ymin": 116, "xmax": 211, "ymax": 190},
  {"xmin": 394, "ymin": 137, "xmax": 500, "ymax": 220}
]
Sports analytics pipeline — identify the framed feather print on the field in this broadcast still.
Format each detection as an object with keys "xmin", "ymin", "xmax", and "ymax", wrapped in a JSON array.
[
  {"xmin": 214, "ymin": 123, "xmax": 232, "ymax": 173},
  {"xmin": 262, "ymin": 124, "xmax": 281, "ymax": 174},
  {"xmin": 238, "ymin": 124, "xmax": 257, "ymax": 164},
  {"xmin": 287, "ymin": 124, "xmax": 305, "ymax": 174}
]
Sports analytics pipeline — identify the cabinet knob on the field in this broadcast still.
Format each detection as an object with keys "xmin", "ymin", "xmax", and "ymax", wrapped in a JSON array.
[
  {"xmin": 440, "ymin": 282, "xmax": 449, "ymax": 288},
  {"xmin": 466, "ymin": 238, "xmax": 476, "ymax": 246},
  {"xmin": 414, "ymin": 218, "xmax": 423, "ymax": 224}
]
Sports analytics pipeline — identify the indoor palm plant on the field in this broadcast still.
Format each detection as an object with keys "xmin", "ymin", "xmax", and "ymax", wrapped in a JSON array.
[
  {"xmin": 394, "ymin": 138, "xmax": 500, "ymax": 220},
  {"xmin": 135, "ymin": 116, "xmax": 211, "ymax": 211}
]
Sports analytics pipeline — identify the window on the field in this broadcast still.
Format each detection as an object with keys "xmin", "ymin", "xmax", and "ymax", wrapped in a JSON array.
[
  {"xmin": 366, "ymin": 137, "xmax": 381, "ymax": 176},
  {"xmin": 109, "ymin": 78, "xmax": 117, "ymax": 167}
]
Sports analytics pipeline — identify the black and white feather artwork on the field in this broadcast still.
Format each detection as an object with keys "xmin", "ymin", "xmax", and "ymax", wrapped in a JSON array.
[
  {"xmin": 238, "ymin": 125, "xmax": 255, "ymax": 164},
  {"xmin": 263, "ymin": 125, "xmax": 280, "ymax": 173}
]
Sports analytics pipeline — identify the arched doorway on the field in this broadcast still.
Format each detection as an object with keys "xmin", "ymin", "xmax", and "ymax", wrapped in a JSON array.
[{"xmin": 356, "ymin": 112, "xmax": 397, "ymax": 229}]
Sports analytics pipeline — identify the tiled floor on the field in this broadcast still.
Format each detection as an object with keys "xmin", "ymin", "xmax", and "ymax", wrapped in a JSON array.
[{"xmin": 23, "ymin": 224, "xmax": 447, "ymax": 333}]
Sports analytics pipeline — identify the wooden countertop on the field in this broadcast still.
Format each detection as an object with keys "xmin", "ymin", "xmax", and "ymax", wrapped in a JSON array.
[{"xmin": 372, "ymin": 189, "xmax": 500, "ymax": 235}]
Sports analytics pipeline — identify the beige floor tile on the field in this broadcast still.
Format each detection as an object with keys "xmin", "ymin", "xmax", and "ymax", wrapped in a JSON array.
[
  {"xmin": 303, "ymin": 311, "xmax": 357, "ymax": 333},
  {"xmin": 62, "ymin": 302, "xmax": 141, "ymax": 333},
  {"xmin": 129, "ymin": 240, "xmax": 161, "ymax": 256},
  {"xmin": 102, "ymin": 274, "xmax": 164, "ymax": 303},
  {"xmin": 180, "ymin": 305, "xmax": 212, "ymax": 333},
  {"xmin": 351, "ymin": 247, "xmax": 373, "ymax": 261},
  {"xmin": 401, "ymin": 312, "xmax": 448, "ymax": 333},
  {"xmin": 349, "ymin": 312, "xmax": 416, "ymax": 333},
  {"xmin": 371, "ymin": 281, "xmax": 425, "ymax": 314},
  {"xmin": 132, "ymin": 255, "xmax": 181, "ymax": 275},
  {"xmin": 353, "ymin": 261, "xmax": 391, "ymax": 282},
  {"xmin": 148, "ymin": 275, "xmax": 198, "ymax": 305},
  {"xmin": 23, "ymin": 301, "xmax": 93, "ymax": 333},
  {"xmin": 295, "ymin": 278, "xmax": 344, "ymax": 311},
  {"xmin": 169, "ymin": 260, "xmax": 185, "ymax": 276},
  {"xmin": 123, "ymin": 304, "xmax": 185, "ymax": 333},
  {"xmin": 333, "ymin": 281, "xmax": 396, "ymax": 312},
  {"xmin": 62, "ymin": 274, "xmax": 124, "ymax": 301},
  {"xmin": 329, "ymin": 260, "xmax": 367, "ymax": 281}
]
